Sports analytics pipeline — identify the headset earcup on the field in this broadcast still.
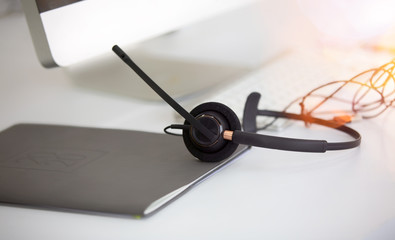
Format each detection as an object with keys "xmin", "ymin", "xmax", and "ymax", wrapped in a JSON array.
[{"xmin": 183, "ymin": 102, "xmax": 241, "ymax": 162}]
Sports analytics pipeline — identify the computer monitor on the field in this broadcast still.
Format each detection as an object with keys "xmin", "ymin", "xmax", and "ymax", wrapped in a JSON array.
[
  {"xmin": 21, "ymin": 0, "xmax": 255, "ymax": 68},
  {"xmin": 20, "ymin": 0, "xmax": 291, "ymax": 99}
]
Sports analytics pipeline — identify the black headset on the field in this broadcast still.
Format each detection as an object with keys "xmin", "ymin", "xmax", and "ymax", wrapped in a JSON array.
[{"xmin": 113, "ymin": 45, "xmax": 361, "ymax": 162}]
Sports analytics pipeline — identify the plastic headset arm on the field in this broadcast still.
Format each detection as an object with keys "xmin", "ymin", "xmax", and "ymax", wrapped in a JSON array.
[{"xmin": 112, "ymin": 45, "xmax": 215, "ymax": 141}]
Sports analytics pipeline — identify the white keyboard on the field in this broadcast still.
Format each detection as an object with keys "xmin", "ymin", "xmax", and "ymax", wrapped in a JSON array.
[{"xmin": 176, "ymin": 48, "xmax": 392, "ymax": 130}]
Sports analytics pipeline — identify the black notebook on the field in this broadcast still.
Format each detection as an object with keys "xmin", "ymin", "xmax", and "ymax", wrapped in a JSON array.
[{"xmin": 0, "ymin": 124, "xmax": 248, "ymax": 217}]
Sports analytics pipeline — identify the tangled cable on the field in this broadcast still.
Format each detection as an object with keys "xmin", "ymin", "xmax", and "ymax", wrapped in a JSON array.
[{"xmin": 282, "ymin": 58, "xmax": 395, "ymax": 126}]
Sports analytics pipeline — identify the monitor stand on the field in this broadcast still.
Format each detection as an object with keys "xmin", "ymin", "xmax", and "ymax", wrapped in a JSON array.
[
  {"xmin": 63, "ymin": 1, "xmax": 289, "ymax": 100},
  {"xmin": 64, "ymin": 46, "xmax": 251, "ymax": 101}
]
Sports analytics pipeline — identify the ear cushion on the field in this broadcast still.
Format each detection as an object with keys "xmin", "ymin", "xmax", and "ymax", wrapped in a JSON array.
[{"xmin": 183, "ymin": 102, "xmax": 241, "ymax": 162}]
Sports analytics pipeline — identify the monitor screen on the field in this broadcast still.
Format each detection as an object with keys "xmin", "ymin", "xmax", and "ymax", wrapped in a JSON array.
[
  {"xmin": 35, "ymin": 0, "xmax": 83, "ymax": 13},
  {"xmin": 22, "ymin": 0, "xmax": 255, "ymax": 67}
]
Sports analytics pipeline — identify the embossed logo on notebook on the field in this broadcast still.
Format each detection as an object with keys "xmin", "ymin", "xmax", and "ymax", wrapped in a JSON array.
[{"xmin": 0, "ymin": 148, "xmax": 106, "ymax": 172}]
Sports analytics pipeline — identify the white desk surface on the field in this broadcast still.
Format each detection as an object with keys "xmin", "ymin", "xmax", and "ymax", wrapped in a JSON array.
[{"xmin": 1, "ymin": 12, "xmax": 395, "ymax": 240}]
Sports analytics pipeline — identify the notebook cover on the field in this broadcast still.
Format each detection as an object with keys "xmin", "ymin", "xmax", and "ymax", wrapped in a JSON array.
[{"xmin": 0, "ymin": 124, "xmax": 248, "ymax": 217}]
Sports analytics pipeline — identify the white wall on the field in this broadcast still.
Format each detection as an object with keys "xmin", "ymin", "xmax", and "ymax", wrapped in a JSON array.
[{"xmin": 0, "ymin": 0, "xmax": 22, "ymax": 18}]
